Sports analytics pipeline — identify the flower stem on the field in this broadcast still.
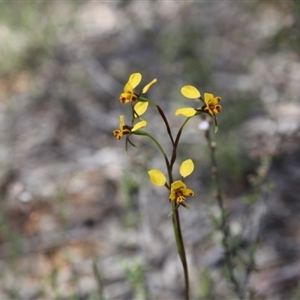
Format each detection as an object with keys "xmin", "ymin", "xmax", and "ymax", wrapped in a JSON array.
[
  {"xmin": 136, "ymin": 113, "xmax": 190, "ymax": 299},
  {"xmin": 155, "ymin": 104, "xmax": 175, "ymax": 146},
  {"xmin": 167, "ymin": 118, "xmax": 190, "ymax": 299},
  {"xmin": 141, "ymin": 97, "xmax": 175, "ymax": 147},
  {"xmin": 172, "ymin": 204, "xmax": 189, "ymax": 300},
  {"xmin": 139, "ymin": 131, "xmax": 170, "ymax": 170},
  {"xmin": 205, "ymin": 128, "xmax": 242, "ymax": 299},
  {"xmin": 170, "ymin": 117, "xmax": 191, "ymax": 169}
]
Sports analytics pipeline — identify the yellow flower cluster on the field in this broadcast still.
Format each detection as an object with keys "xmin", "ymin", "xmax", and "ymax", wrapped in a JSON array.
[
  {"xmin": 113, "ymin": 72, "xmax": 223, "ymax": 210},
  {"xmin": 114, "ymin": 73, "xmax": 222, "ymax": 139},
  {"xmin": 113, "ymin": 73, "xmax": 157, "ymax": 140}
]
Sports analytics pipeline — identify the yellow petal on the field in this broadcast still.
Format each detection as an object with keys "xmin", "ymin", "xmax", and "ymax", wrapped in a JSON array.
[
  {"xmin": 182, "ymin": 188, "xmax": 194, "ymax": 197},
  {"xmin": 169, "ymin": 190, "xmax": 177, "ymax": 201},
  {"xmin": 124, "ymin": 82, "xmax": 133, "ymax": 93},
  {"xmin": 210, "ymin": 96, "xmax": 221, "ymax": 105},
  {"xmin": 113, "ymin": 130, "xmax": 122, "ymax": 140},
  {"xmin": 128, "ymin": 73, "xmax": 142, "ymax": 89},
  {"xmin": 180, "ymin": 159, "xmax": 194, "ymax": 178},
  {"xmin": 132, "ymin": 120, "xmax": 147, "ymax": 132},
  {"xmin": 134, "ymin": 102, "xmax": 149, "ymax": 117},
  {"xmin": 119, "ymin": 115, "xmax": 125, "ymax": 129},
  {"xmin": 181, "ymin": 85, "xmax": 201, "ymax": 99},
  {"xmin": 148, "ymin": 169, "xmax": 167, "ymax": 186},
  {"xmin": 170, "ymin": 180, "xmax": 186, "ymax": 192},
  {"xmin": 175, "ymin": 107, "xmax": 196, "ymax": 117},
  {"xmin": 119, "ymin": 91, "xmax": 131, "ymax": 103},
  {"xmin": 212, "ymin": 104, "xmax": 222, "ymax": 114},
  {"xmin": 142, "ymin": 78, "xmax": 157, "ymax": 94},
  {"xmin": 204, "ymin": 93, "xmax": 214, "ymax": 105}
]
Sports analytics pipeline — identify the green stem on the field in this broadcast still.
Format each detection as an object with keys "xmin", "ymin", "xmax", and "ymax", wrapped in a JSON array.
[
  {"xmin": 137, "ymin": 131, "xmax": 170, "ymax": 169},
  {"xmin": 140, "ymin": 97, "xmax": 175, "ymax": 147},
  {"xmin": 170, "ymin": 117, "xmax": 192, "ymax": 169},
  {"xmin": 172, "ymin": 205, "xmax": 189, "ymax": 300},
  {"xmin": 135, "ymin": 112, "xmax": 190, "ymax": 299},
  {"xmin": 166, "ymin": 121, "xmax": 190, "ymax": 299}
]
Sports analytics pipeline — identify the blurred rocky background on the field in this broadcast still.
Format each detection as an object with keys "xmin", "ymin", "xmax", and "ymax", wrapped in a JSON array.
[{"xmin": 0, "ymin": 1, "xmax": 300, "ymax": 299}]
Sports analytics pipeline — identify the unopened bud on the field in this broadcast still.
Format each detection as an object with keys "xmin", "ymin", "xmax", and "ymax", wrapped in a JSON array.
[{"xmin": 210, "ymin": 141, "xmax": 217, "ymax": 149}]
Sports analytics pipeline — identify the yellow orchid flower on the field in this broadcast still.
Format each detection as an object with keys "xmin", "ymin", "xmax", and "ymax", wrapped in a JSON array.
[
  {"xmin": 179, "ymin": 85, "xmax": 222, "ymax": 116},
  {"xmin": 177, "ymin": 85, "xmax": 222, "ymax": 132},
  {"xmin": 169, "ymin": 159, "xmax": 194, "ymax": 204},
  {"xmin": 113, "ymin": 115, "xmax": 147, "ymax": 140},
  {"xmin": 119, "ymin": 73, "xmax": 157, "ymax": 104},
  {"xmin": 148, "ymin": 159, "xmax": 194, "ymax": 206},
  {"xmin": 169, "ymin": 180, "xmax": 194, "ymax": 204},
  {"xmin": 202, "ymin": 93, "xmax": 222, "ymax": 117}
]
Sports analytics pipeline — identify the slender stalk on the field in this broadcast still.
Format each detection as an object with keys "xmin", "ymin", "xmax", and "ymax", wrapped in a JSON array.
[
  {"xmin": 135, "ymin": 116, "xmax": 190, "ymax": 299},
  {"xmin": 141, "ymin": 97, "xmax": 175, "ymax": 146},
  {"xmin": 205, "ymin": 128, "xmax": 242, "ymax": 299},
  {"xmin": 168, "ymin": 172, "xmax": 189, "ymax": 300},
  {"xmin": 155, "ymin": 104, "xmax": 175, "ymax": 146},
  {"xmin": 172, "ymin": 206, "xmax": 189, "ymax": 300},
  {"xmin": 167, "ymin": 118, "xmax": 192, "ymax": 300},
  {"xmin": 138, "ymin": 131, "xmax": 170, "ymax": 169},
  {"xmin": 170, "ymin": 117, "xmax": 191, "ymax": 169}
]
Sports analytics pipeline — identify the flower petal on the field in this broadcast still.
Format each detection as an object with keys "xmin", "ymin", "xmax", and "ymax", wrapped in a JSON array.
[
  {"xmin": 182, "ymin": 188, "xmax": 194, "ymax": 197},
  {"xmin": 212, "ymin": 104, "xmax": 222, "ymax": 114},
  {"xmin": 134, "ymin": 102, "xmax": 149, "ymax": 117},
  {"xmin": 119, "ymin": 92, "xmax": 133, "ymax": 103},
  {"xmin": 119, "ymin": 115, "xmax": 125, "ymax": 129},
  {"xmin": 169, "ymin": 190, "xmax": 177, "ymax": 201},
  {"xmin": 180, "ymin": 159, "xmax": 194, "ymax": 178},
  {"xmin": 124, "ymin": 82, "xmax": 133, "ymax": 93},
  {"xmin": 181, "ymin": 85, "xmax": 201, "ymax": 99},
  {"xmin": 142, "ymin": 78, "xmax": 157, "ymax": 94},
  {"xmin": 128, "ymin": 73, "xmax": 142, "ymax": 89},
  {"xmin": 148, "ymin": 169, "xmax": 167, "ymax": 186},
  {"xmin": 210, "ymin": 96, "xmax": 221, "ymax": 105},
  {"xmin": 113, "ymin": 130, "xmax": 122, "ymax": 140},
  {"xmin": 175, "ymin": 107, "xmax": 196, "ymax": 117},
  {"xmin": 132, "ymin": 120, "xmax": 147, "ymax": 132},
  {"xmin": 170, "ymin": 180, "xmax": 186, "ymax": 192},
  {"xmin": 204, "ymin": 93, "xmax": 214, "ymax": 105}
]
